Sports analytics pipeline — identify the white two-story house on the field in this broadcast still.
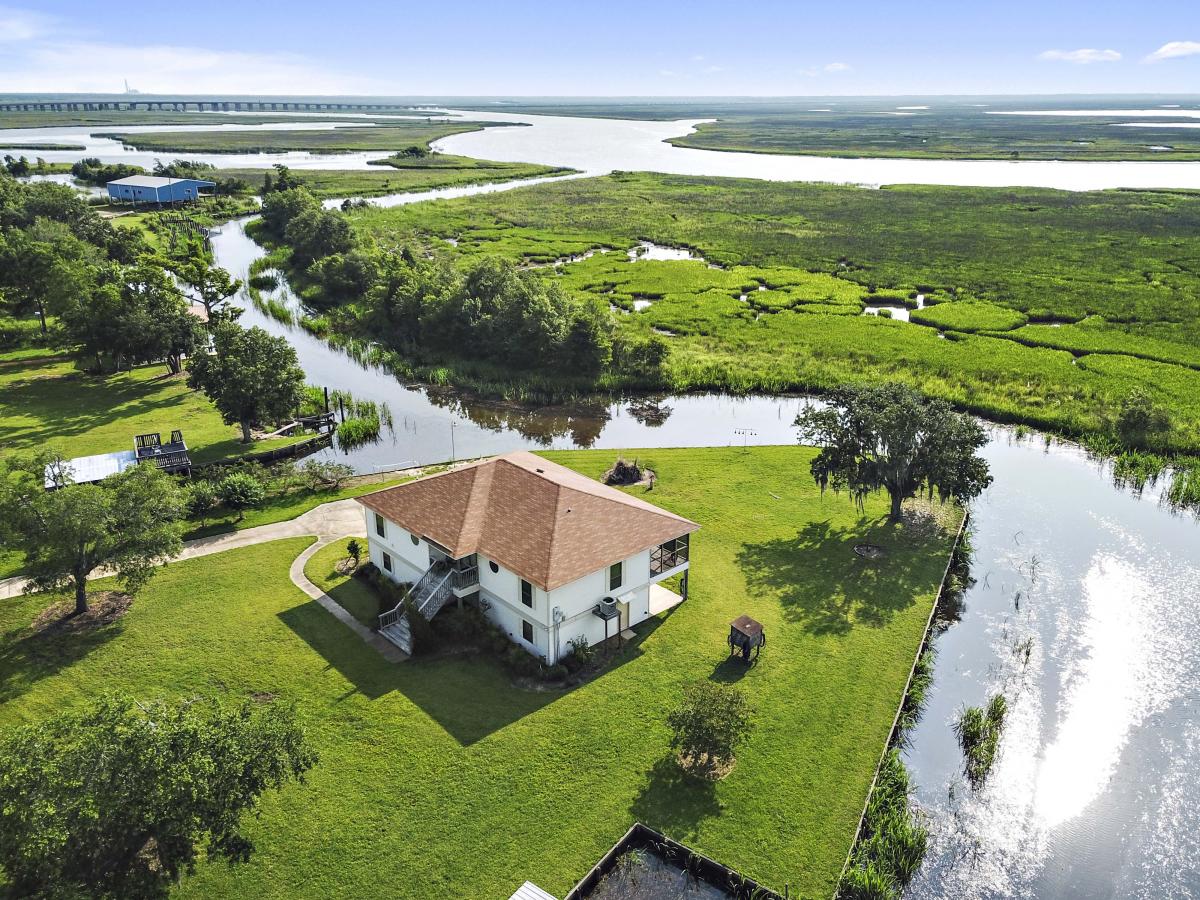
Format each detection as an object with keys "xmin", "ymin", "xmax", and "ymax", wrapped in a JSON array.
[{"xmin": 355, "ymin": 451, "xmax": 698, "ymax": 660}]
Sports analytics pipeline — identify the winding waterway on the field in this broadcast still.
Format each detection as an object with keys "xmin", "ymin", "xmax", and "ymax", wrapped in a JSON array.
[
  {"xmin": 7, "ymin": 107, "xmax": 1200, "ymax": 188},
  {"xmin": 15, "ymin": 104, "xmax": 1200, "ymax": 896}
]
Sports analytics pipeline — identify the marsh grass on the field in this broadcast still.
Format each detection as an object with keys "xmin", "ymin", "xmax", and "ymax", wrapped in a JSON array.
[
  {"xmin": 897, "ymin": 649, "xmax": 935, "ymax": 734},
  {"xmin": 954, "ymin": 693, "xmax": 1008, "ymax": 786},
  {"xmin": 1111, "ymin": 450, "xmax": 1169, "ymax": 491},
  {"xmin": 839, "ymin": 750, "xmax": 928, "ymax": 900},
  {"xmin": 665, "ymin": 105, "xmax": 1200, "ymax": 161},
  {"xmin": 329, "ymin": 391, "xmax": 393, "ymax": 450},
  {"xmin": 1167, "ymin": 461, "xmax": 1200, "ymax": 510},
  {"xmin": 347, "ymin": 173, "xmax": 1200, "ymax": 453},
  {"xmin": 335, "ymin": 416, "xmax": 379, "ymax": 450}
]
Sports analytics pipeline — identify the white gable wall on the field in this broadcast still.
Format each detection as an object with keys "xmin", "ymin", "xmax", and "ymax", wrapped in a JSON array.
[{"xmin": 364, "ymin": 508, "xmax": 428, "ymax": 584}]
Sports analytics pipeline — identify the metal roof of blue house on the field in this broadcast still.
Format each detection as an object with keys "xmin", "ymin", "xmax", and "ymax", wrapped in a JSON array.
[{"xmin": 107, "ymin": 175, "xmax": 215, "ymax": 188}]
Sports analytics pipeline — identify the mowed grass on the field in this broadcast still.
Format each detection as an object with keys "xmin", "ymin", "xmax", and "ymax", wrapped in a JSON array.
[
  {"xmin": 0, "ymin": 351, "xmax": 300, "ymax": 466},
  {"xmin": 0, "ymin": 447, "xmax": 957, "ymax": 899},
  {"xmin": 305, "ymin": 539, "xmax": 382, "ymax": 626}
]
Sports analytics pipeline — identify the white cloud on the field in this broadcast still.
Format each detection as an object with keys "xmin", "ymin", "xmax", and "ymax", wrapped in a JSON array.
[
  {"xmin": 691, "ymin": 54, "xmax": 705, "ymax": 62},
  {"xmin": 1144, "ymin": 41, "xmax": 1200, "ymax": 62},
  {"xmin": 704, "ymin": 64, "xmax": 725, "ymax": 74},
  {"xmin": 0, "ymin": 6, "xmax": 385, "ymax": 93},
  {"xmin": 658, "ymin": 69, "xmax": 678, "ymax": 78},
  {"xmin": 0, "ymin": 6, "xmax": 52, "ymax": 41},
  {"xmin": 1038, "ymin": 48, "xmax": 1122, "ymax": 64},
  {"xmin": 801, "ymin": 62, "xmax": 852, "ymax": 77}
]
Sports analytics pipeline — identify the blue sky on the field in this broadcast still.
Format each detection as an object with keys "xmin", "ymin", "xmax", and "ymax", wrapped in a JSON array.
[{"xmin": 2, "ymin": 1, "xmax": 1198, "ymax": 96}]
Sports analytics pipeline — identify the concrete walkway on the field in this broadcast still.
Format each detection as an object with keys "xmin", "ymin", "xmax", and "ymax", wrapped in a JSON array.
[
  {"xmin": 0, "ymin": 494, "xmax": 408, "ymax": 662},
  {"xmin": 0, "ymin": 498, "xmax": 367, "ymax": 601},
  {"xmin": 289, "ymin": 538, "xmax": 407, "ymax": 663}
]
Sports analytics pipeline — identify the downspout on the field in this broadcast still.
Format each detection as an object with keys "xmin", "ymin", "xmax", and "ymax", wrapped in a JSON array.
[{"xmin": 552, "ymin": 607, "xmax": 565, "ymax": 664}]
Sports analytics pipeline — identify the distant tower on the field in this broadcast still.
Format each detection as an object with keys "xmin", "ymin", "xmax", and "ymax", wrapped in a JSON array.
[{"xmin": 124, "ymin": 79, "xmax": 140, "ymax": 94}]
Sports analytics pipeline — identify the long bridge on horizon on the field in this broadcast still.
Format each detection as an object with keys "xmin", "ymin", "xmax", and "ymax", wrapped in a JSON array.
[{"xmin": 0, "ymin": 99, "xmax": 416, "ymax": 114}]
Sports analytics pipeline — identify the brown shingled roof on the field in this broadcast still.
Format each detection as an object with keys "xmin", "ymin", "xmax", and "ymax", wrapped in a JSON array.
[{"xmin": 356, "ymin": 451, "xmax": 699, "ymax": 591}]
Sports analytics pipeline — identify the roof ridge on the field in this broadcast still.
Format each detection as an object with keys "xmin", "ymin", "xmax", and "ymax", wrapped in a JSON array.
[
  {"xmin": 501, "ymin": 451, "xmax": 695, "ymax": 523},
  {"xmin": 556, "ymin": 478, "xmax": 695, "ymax": 525},
  {"xmin": 543, "ymin": 480, "xmax": 565, "ymax": 586},
  {"xmin": 492, "ymin": 457, "xmax": 561, "ymax": 579}
]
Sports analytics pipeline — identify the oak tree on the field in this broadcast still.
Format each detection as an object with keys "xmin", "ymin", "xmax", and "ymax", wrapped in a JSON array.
[{"xmin": 796, "ymin": 383, "xmax": 992, "ymax": 523}]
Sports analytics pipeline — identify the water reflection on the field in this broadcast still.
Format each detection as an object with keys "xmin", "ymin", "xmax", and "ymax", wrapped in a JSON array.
[{"xmin": 905, "ymin": 434, "xmax": 1200, "ymax": 899}]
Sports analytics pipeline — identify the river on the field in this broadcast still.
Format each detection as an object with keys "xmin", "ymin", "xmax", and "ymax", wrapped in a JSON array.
[{"xmin": 7, "ymin": 108, "xmax": 1200, "ymax": 189}]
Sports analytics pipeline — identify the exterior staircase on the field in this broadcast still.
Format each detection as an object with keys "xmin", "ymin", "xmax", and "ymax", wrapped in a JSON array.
[{"xmin": 377, "ymin": 562, "xmax": 457, "ymax": 654}]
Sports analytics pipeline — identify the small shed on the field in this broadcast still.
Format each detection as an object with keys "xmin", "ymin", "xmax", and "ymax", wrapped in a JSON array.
[
  {"xmin": 107, "ymin": 175, "xmax": 214, "ymax": 205},
  {"xmin": 728, "ymin": 614, "xmax": 766, "ymax": 661}
]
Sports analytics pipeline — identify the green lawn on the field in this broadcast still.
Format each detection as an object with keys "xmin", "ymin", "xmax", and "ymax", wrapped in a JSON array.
[
  {"xmin": 0, "ymin": 447, "xmax": 957, "ymax": 898},
  {"xmin": 0, "ymin": 352, "xmax": 302, "ymax": 466},
  {"xmin": 305, "ymin": 539, "xmax": 382, "ymax": 626}
]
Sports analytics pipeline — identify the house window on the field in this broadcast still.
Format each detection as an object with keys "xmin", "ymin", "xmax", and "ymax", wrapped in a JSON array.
[
  {"xmin": 609, "ymin": 561, "xmax": 623, "ymax": 591},
  {"xmin": 522, "ymin": 620, "xmax": 534, "ymax": 643},
  {"xmin": 521, "ymin": 579, "xmax": 533, "ymax": 608},
  {"xmin": 374, "ymin": 513, "xmax": 386, "ymax": 538},
  {"xmin": 382, "ymin": 552, "xmax": 393, "ymax": 573},
  {"xmin": 489, "ymin": 560, "xmax": 499, "ymax": 574}
]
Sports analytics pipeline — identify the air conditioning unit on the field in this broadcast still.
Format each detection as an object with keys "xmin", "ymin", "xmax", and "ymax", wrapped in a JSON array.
[{"xmin": 598, "ymin": 597, "xmax": 618, "ymax": 617}]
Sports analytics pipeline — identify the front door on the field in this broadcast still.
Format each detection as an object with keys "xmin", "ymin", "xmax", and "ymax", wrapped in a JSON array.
[{"xmin": 618, "ymin": 600, "xmax": 630, "ymax": 631}]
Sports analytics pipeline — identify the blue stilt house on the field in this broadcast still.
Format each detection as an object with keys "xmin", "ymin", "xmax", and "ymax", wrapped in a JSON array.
[{"xmin": 107, "ymin": 175, "xmax": 215, "ymax": 205}]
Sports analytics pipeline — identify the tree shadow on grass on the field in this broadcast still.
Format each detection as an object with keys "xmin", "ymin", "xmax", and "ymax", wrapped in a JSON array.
[
  {"xmin": 629, "ymin": 754, "xmax": 722, "ymax": 844},
  {"xmin": 277, "ymin": 600, "xmax": 663, "ymax": 747},
  {"xmin": 0, "ymin": 370, "xmax": 193, "ymax": 452},
  {"xmin": 0, "ymin": 604, "xmax": 125, "ymax": 705},
  {"xmin": 736, "ymin": 518, "xmax": 938, "ymax": 636}
]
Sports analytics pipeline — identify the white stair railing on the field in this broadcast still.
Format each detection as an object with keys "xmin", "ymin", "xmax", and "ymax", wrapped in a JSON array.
[{"xmin": 378, "ymin": 563, "xmax": 455, "ymax": 630}]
